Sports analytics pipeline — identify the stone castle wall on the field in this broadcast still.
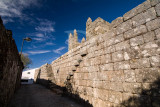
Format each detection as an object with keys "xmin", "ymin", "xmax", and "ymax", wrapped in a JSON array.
[
  {"xmin": 0, "ymin": 17, "xmax": 23, "ymax": 107},
  {"xmin": 35, "ymin": 0, "xmax": 160, "ymax": 106}
]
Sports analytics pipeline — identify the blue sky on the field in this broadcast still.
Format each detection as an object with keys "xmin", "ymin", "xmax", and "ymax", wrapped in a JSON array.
[{"xmin": 0, "ymin": 0, "xmax": 145, "ymax": 69}]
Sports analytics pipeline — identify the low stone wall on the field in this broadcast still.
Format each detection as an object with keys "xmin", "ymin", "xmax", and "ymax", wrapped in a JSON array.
[
  {"xmin": 0, "ymin": 17, "xmax": 23, "ymax": 107},
  {"xmin": 35, "ymin": 0, "xmax": 160, "ymax": 106}
]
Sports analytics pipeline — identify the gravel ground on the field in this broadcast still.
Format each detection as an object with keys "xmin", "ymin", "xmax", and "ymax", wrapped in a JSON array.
[{"xmin": 8, "ymin": 84, "xmax": 83, "ymax": 107}]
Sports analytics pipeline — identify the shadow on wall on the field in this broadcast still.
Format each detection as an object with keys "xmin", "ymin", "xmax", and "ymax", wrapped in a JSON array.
[
  {"xmin": 117, "ymin": 78, "xmax": 160, "ymax": 107},
  {"xmin": 35, "ymin": 78, "xmax": 93, "ymax": 107}
]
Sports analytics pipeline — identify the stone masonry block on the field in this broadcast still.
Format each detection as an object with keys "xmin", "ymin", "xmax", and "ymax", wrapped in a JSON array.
[
  {"xmin": 101, "ymin": 89, "xmax": 109, "ymax": 101},
  {"xmin": 102, "ymin": 81, "xmax": 110, "ymax": 90},
  {"xmin": 155, "ymin": 3, "xmax": 160, "ymax": 16},
  {"xmin": 90, "ymin": 57, "xmax": 100, "ymax": 66},
  {"xmin": 86, "ymin": 87, "xmax": 93, "ymax": 96},
  {"xmin": 124, "ymin": 70, "xmax": 136, "ymax": 82},
  {"xmin": 115, "ymin": 40, "xmax": 130, "ymax": 51},
  {"xmin": 110, "ymin": 82, "xmax": 123, "ymax": 92},
  {"xmin": 104, "ymin": 37, "xmax": 115, "ymax": 47},
  {"xmin": 94, "ymin": 81, "xmax": 104, "ymax": 89},
  {"xmin": 135, "ymin": 68, "xmax": 160, "ymax": 82},
  {"xmin": 114, "ymin": 34, "xmax": 124, "ymax": 44},
  {"xmin": 143, "ymin": 31, "xmax": 155, "ymax": 43},
  {"xmin": 114, "ymin": 61, "xmax": 130, "ymax": 70},
  {"xmin": 123, "ymin": 6, "xmax": 137, "ymax": 21},
  {"xmin": 108, "ymin": 91, "xmax": 122, "ymax": 104},
  {"xmin": 100, "ymin": 54, "xmax": 111, "ymax": 64},
  {"xmin": 140, "ymin": 41, "xmax": 159, "ymax": 57},
  {"xmin": 83, "ymin": 59, "xmax": 90, "ymax": 66},
  {"xmin": 130, "ymin": 35, "xmax": 144, "ymax": 47},
  {"xmin": 112, "ymin": 51, "xmax": 124, "ymax": 62},
  {"xmin": 116, "ymin": 20, "xmax": 132, "ymax": 35},
  {"xmin": 123, "ymin": 1, "xmax": 151, "ymax": 21},
  {"xmin": 140, "ymin": 41, "xmax": 159, "ymax": 49},
  {"xmin": 103, "ymin": 30, "xmax": 116, "ymax": 40},
  {"xmin": 124, "ymin": 25, "xmax": 147, "ymax": 39},
  {"xmin": 97, "ymin": 99, "xmax": 107, "ymax": 107},
  {"xmin": 124, "ymin": 47, "xmax": 141, "ymax": 60},
  {"xmin": 104, "ymin": 45, "xmax": 115, "ymax": 54},
  {"xmin": 155, "ymin": 28, "xmax": 160, "ymax": 39},
  {"xmin": 100, "ymin": 63, "xmax": 114, "ymax": 71},
  {"xmin": 97, "ymin": 71, "xmax": 108, "ymax": 81},
  {"xmin": 111, "ymin": 17, "xmax": 123, "ymax": 28},
  {"xmin": 130, "ymin": 58, "xmax": 151, "ymax": 69},
  {"xmin": 94, "ymin": 49, "xmax": 104, "ymax": 57},
  {"xmin": 149, "ymin": 55, "xmax": 160, "ymax": 67},
  {"xmin": 146, "ymin": 18, "xmax": 160, "ymax": 31},
  {"xmin": 132, "ymin": 7, "xmax": 156, "ymax": 27},
  {"xmin": 124, "ymin": 51, "xmax": 131, "ymax": 60},
  {"xmin": 123, "ymin": 83, "xmax": 142, "ymax": 94},
  {"xmin": 107, "ymin": 70, "xmax": 124, "ymax": 82},
  {"xmin": 149, "ymin": 0, "xmax": 160, "ymax": 6}
]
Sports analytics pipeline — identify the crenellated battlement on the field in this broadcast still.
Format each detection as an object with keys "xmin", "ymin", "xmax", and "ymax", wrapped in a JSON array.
[
  {"xmin": 68, "ymin": 29, "xmax": 81, "ymax": 50},
  {"xmin": 68, "ymin": 17, "xmax": 110, "ymax": 50}
]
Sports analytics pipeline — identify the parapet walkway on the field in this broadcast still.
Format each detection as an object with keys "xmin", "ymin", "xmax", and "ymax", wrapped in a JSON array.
[{"xmin": 9, "ymin": 84, "xmax": 83, "ymax": 107}]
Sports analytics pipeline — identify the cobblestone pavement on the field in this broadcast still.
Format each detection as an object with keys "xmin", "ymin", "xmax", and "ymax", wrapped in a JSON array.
[{"xmin": 8, "ymin": 84, "xmax": 83, "ymax": 107}]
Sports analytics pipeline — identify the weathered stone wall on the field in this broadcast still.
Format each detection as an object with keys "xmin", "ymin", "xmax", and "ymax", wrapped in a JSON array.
[
  {"xmin": 34, "ymin": 64, "xmax": 54, "ymax": 85},
  {"xmin": 35, "ymin": 0, "xmax": 160, "ymax": 106},
  {"xmin": 0, "ymin": 17, "xmax": 23, "ymax": 107}
]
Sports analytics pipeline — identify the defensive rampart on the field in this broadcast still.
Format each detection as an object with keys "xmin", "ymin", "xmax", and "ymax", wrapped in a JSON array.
[{"xmin": 35, "ymin": 0, "xmax": 160, "ymax": 106}]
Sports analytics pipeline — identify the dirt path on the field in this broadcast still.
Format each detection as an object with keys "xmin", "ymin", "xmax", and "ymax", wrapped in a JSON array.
[{"xmin": 8, "ymin": 84, "xmax": 83, "ymax": 107}]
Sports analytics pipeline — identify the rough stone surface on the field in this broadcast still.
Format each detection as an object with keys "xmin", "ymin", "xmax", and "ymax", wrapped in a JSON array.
[
  {"xmin": 132, "ymin": 7, "xmax": 156, "ymax": 27},
  {"xmin": 155, "ymin": 3, "xmax": 160, "ymax": 16},
  {"xmin": 155, "ymin": 28, "xmax": 160, "ymax": 39},
  {"xmin": 123, "ymin": 1, "xmax": 151, "ymax": 21},
  {"xmin": 111, "ymin": 17, "xmax": 123, "ymax": 28},
  {"xmin": 124, "ymin": 25, "xmax": 147, "ymax": 39},
  {"xmin": 149, "ymin": 0, "xmax": 160, "ymax": 6},
  {"xmin": 0, "ymin": 17, "xmax": 23, "ymax": 107},
  {"xmin": 146, "ymin": 18, "xmax": 160, "ymax": 31},
  {"xmin": 143, "ymin": 31, "xmax": 155, "ymax": 43}
]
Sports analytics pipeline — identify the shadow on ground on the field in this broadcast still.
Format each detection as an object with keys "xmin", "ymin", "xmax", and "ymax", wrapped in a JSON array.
[
  {"xmin": 36, "ymin": 79, "xmax": 93, "ymax": 107},
  {"xmin": 36, "ymin": 77, "xmax": 160, "ymax": 107}
]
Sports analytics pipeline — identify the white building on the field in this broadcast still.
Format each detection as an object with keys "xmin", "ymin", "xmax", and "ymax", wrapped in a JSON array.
[{"xmin": 21, "ymin": 68, "xmax": 36, "ymax": 84}]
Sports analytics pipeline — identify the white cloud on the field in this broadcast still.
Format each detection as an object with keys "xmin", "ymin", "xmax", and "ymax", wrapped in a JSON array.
[
  {"xmin": 45, "ymin": 42, "xmax": 55, "ymax": 46},
  {"xmin": 2, "ymin": 18, "xmax": 14, "ymax": 24},
  {"xmin": 35, "ymin": 33, "xmax": 44, "ymax": 37},
  {"xmin": 53, "ymin": 47, "xmax": 66, "ymax": 54},
  {"xmin": 32, "ymin": 38, "xmax": 44, "ymax": 41},
  {"xmin": 0, "ymin": 0, "xmax": 40, "ymax": 23},
  {"xmin": 35, "ymin": 19, "xmax": 55, "ymax": 33},
  {"xmin": 27, "ymin": 50, "xmax": 51, "ymax": 55}
]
